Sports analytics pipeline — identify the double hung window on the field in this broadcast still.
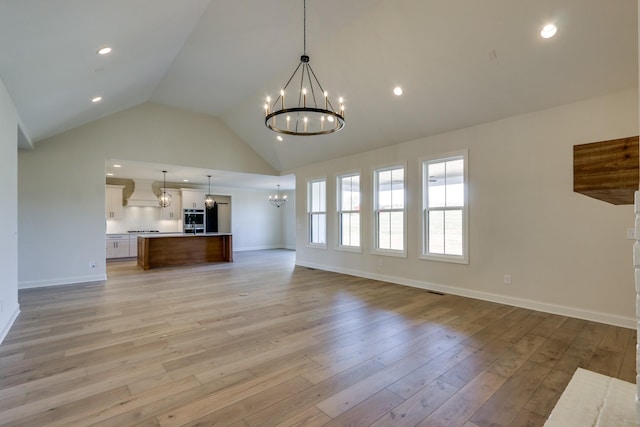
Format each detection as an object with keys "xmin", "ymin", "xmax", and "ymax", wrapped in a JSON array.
[
  {"xmin": 422, "ymin": 151, "xmax": 468, "ymax": 263},
  {"xmin": 308, "ymin": 178, "xmax": 326, "ymax": 246},
  {"xmin": 374, "ymin": 165, "xmax": 405, "ymax": 255},
  {"xmin": 337, "ymin": 173, "xmax": 361, "ymax": 249}
]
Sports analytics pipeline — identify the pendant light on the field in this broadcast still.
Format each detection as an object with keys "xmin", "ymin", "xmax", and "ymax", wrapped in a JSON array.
[
  {"xmin": 269, "ymin": 184, "xmax": 288, "ymax": 208},
  {"xmin": 264, "ymin": 0, "xmax": 345, "ymax": 136},
  {"xmin": 159, "ymin": 170, "xmax": 172, "ymax": 208},
  {"xmin": 204, "ymin": 175, "xmax": 215, "ymax": 208}
]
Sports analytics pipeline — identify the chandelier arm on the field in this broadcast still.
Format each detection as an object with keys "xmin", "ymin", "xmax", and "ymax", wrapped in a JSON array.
[
  {"xmin": 306, "ymin": 64, "xmax": 328, "ymax": 107},
  {"xmin": 271, "ymin": 61, "xmax": 304, "ymax": 110},
  {"xmin": 297, "ymin": 67, "xmax": 305, "ymax": 106},
  {"xmin": 307, "ymin": 64, "xmax": 324, "ymax": 107}
]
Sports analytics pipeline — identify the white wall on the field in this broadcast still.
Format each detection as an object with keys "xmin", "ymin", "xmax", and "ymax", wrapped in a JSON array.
[
  {"xmin": 18, "ymin": 102, "xmax": 280, "ymax": 288},
  {"xmin": 0, "ymin": 76, "xmax": 20, "ymax": 342},
  {"xmin": 293, "ymin": 89, "xmax": 639, "ymax": 327},
  {"xmin": 223, "ymin": 187, "xmax": 285, "ymax": 250},
  {"xmin": 282, "ymin": 191, "xmax": 296, "ymax": 249}
]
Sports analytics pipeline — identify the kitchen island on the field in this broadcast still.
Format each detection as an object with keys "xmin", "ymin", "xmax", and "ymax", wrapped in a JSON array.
[{"xmin": 137, "ymin": 233, "xmax": 233, "ymax": 270}]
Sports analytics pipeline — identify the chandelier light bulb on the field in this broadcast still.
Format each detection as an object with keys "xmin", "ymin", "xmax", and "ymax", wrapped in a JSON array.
[{"xmin": 540, "ymin": 23, "xmax": 557, "ymax": 39}]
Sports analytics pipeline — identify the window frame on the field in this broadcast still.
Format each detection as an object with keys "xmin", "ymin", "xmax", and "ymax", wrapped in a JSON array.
[
  {"xmin": 372, "ymin": 162, "xmax": 407, "ymax": 258},
  {"xmin": 307, "ymin": 177, "xmax": 327, "ymax": 249},
  {"xmin": 420, "ymin": 150, "xmax": 469, "ymax": 264},
  {"xmin": 336, "ymin": 171, "xmax": 362, "ymax": 252}
]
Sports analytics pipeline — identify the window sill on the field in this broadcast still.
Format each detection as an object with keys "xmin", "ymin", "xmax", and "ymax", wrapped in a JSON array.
[
  {"xmin": 371, "ymin": 249, "xmax": 407, "ymax": 258},
  {"xmin": 306, "ymin": 243, "xmax": 327, "ymax": 250},
  {"xmin": 419, "ymin": 253, "xmax": 469, "ymax": 264},
  {"xmin": 336, "ymin": 245, "xmax": 362, "ymax": 253}
]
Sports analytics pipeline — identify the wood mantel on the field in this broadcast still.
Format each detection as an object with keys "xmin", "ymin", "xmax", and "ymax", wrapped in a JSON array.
[
  {"xmin": 573, "ymin": 136, "xmax": 639, "ymax": 205},
  {"xmin": 137, "ymin": 233, "xmax": 233, "ymax": 270}
]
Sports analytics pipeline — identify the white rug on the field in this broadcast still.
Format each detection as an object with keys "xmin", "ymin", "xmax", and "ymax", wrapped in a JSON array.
[{"xmin": 544, "ymin": 368, "xmax": 637, "ymax": 426}]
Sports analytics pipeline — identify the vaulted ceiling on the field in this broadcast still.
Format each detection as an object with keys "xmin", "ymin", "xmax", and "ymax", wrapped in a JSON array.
[{"xmin": 1, "ymin": 0, "xmax": 637, "ymax": 172}]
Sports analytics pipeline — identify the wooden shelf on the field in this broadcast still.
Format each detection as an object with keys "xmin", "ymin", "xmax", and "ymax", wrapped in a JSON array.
[{"xmin": 573, "ymin": 136, "xmax": 639, "ymax": 205}]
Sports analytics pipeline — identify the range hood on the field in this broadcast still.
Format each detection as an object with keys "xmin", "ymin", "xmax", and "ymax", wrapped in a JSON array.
[{"xmin": 127, "ymin": 179, "xmax": 160, "ymax": 207}]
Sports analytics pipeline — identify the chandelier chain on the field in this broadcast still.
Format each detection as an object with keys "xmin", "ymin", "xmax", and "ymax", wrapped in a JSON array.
[{"xmin": 303, "ymin": 0, "xmax": 306, "ymax": 55}]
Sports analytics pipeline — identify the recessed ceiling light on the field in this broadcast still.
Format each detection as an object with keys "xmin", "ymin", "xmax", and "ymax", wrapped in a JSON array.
[
  {"xmin": 91, "ymin": 96, "xmax": 102, "ymax": 103},
  {"xmin": 113, "ymin": 164, "xmax": 121, "ymax": 168},
  {"xmin": 540, "ymin": 24, "xmax": 557, "ymax": 39},
  {"xmin": 183, "ymin": 179, "xmax": 189, "ymax": 182},
  {"xmin": 97, "ymin": 47, "xmax": 112, "ymax": 55},
  {"xmin": 276, "ymin": 136, "xmax": 283, "ymax": 142},
  {"xmin": 106, "ymin": 172, "xmax": 114, "ymax": 176},
  {"xmin": 393, "ymin": 86, "xmax": 403, "ymax": 96}
]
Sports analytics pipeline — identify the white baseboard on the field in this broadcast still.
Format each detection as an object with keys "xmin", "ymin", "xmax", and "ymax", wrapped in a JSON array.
[
  {"xmin": 0, "ymin": 305, "xmax": 20, "ymax": 345},
  {"xmin": 19, "ymin": 273, "xmax": 107, "ymax": 289},
  {"xmin": 296, "ymin": 261, "xmax": 636, "ymax": 329},
  {"xmin": 235, "ymin": 244, "xmax": 287, "ymax": 252}
]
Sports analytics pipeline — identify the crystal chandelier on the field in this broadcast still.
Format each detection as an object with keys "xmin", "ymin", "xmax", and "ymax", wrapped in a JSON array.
[
  {"xmin": 264, "ymin": 0, "xmax": 344, "ymax": 136},
  {"xmin": 269, "ymin": 185, "xmax": 288, "ymax": 208},
  {"xmin": 159, "ymin": 170, "xmax": 171, "ymax": 208},
  {"xmin": 204, "ymin": 175, "xmax": 215, "ymax": 208}
]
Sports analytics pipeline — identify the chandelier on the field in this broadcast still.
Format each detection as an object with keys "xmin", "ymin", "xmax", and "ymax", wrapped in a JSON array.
[
  {"xmin": 204, "ymin": 175, "xmax": 215, "ymax": 208},
  {"xmin": 264, "ymin": 0, "xmax": 344, "ymax": 136},
  {"xmin": 159, "ymin": 170, "xmax": 171, "ymax": 208},
  {"xmin": 269, "ymin": 185, "xmax": 288, "ymax": 208}
]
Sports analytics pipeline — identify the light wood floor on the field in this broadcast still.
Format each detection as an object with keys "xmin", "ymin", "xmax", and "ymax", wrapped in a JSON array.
[{"xmin": 0, "ymin": 249, "xmax": 636, "ymax": 426}]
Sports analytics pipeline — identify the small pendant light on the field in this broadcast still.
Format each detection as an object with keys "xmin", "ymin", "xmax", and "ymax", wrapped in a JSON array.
[
  {"xmin": 159, "ymin": 170, "xmax": 172, "ymax": 207},
  {"xmin": 204, "ymin": 175, "xmax": 215, "ymax": 208}
]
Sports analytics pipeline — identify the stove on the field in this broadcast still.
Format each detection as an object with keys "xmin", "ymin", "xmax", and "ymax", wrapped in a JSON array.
[{"xmin": 127, "ymin": 230, "xmax": 160, "ymax": 233}]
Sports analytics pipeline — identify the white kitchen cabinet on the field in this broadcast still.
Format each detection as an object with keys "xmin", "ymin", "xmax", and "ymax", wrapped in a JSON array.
[
  {"xmin": 106, "ymin": 234, "xmax": 130, "ymax": 258},
  {"xmin": 161, "ymin": 188, "xmax": 182, "ymax": 220},
  {"xmin": 129, "ymin": 235, "xmax": 138, "ymax": 257},
  {"xmin": 181, "ymin": 189, "xmax": 205, "ymax": 210},
  {"xmin": 105, "ymin": 185, "xmax": 125, "ymax": 220}
]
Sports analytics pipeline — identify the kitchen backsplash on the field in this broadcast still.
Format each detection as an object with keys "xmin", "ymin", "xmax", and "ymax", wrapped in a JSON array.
[{"xmin": 106, "ymin": 206, "xmax": 182, "ymax": 234}]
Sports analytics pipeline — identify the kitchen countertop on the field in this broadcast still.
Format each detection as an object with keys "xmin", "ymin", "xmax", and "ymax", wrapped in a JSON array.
[{"xmin": 136, "ymin": 232, "xmax": 232, "ymax": 238}]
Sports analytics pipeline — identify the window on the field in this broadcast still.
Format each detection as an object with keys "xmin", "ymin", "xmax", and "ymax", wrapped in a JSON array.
[
  {"xmin": 337, "ymin": 173, "xmax": 360, "ymax": 249},
  {"xmin": 374, "ymin": 165, "xmax": 405, "ymax": 254},
  {"xmin": 422, "ymin": 151, "xmax": 468, "ymax": 263},
  {"xmin": 307, "ymin": 178, "xmax": 326, "ymax": 246}
]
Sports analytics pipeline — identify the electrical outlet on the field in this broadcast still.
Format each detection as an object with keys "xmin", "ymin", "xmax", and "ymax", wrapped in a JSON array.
[
  {"xmin": 504, "ymin": 274, "xmax": 512, "ymax": 285},
  {"xmin": 627, "ymin": 228, "xmax": 636, "ymax": 240},
  {"xmin": 89, "ymin": 261, "xmax": 96, "ymax": 269}
]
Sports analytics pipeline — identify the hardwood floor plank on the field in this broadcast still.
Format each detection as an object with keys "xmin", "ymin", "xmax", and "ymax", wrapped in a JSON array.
[
  {"xmin": 315, "ymin": 350, "xmax": 430, "ymax": 418},
  {"xmin": 469, "ymin": 360, "xmax": 552, "ymax": 426},
  {"xmin": 322, "ymin": 388, "xmax": 405, "ymax": 427},
  {"xmin": 509, "ymin": 408, "xmax": 547, "ymax": 427},
  {"xmin": 243, "ymin": 359, "xmax": 385, "ymax": 426},
  {"xmin": 273, "ymin": 406, "xmax": 331, "ymax": 427},
  {"xmin": 94, "ymin": 371, "xmax": 254, "ymax": 426},
  {"xmin": 371, "ymin": 379, "xmax": 458, "ymax": 426},
  {"xmin": 523, "ymin": 369, "xmax": 571, "ymax": 418},
  {"xmin": 415, "ymin": 371, "xmax": 507, "ymax": 427},
  {"xmin": 386, "ymin": 345, "xmax": 475, "ymax": 399},
  {"xmin": 0, "ymin": 250, "xmax": 633, "ymax": 427},
  {"xmin": 155, "ymin": 358, "xmax": 316, "ymax": 426},
  {"xmin": 185, "ymin": 376, "xmax": 313, "ymax": 427}
]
